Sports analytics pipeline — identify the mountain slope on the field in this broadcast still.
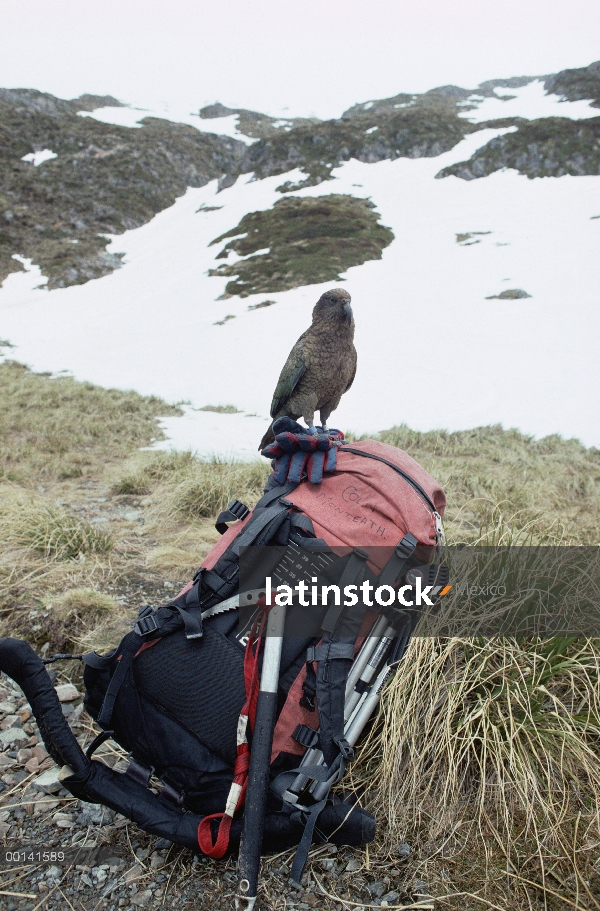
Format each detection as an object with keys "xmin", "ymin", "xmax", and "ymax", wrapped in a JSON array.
[{"xmin": 2, "ymin": 61, "xmax": 599, "ymax": 291}]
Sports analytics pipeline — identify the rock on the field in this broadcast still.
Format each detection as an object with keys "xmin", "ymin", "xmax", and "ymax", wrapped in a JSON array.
[
  {"xmin": 345, "ymin": 857, "xmax": 362, "ymax": 872},
  {"xmin": 131, "ymin": 890, "xmax": 153, "ymax": 906},
  {"xmin": 0, "ymin": 753, "xmax": 16, "ymax": 769},
  {"xmin": 46, "ymin": 865, "xmax": 62, "ymax": 880},
  {"xmin": 0, "ymin": 822, "xmax": 10, "ymax": 837},
  {"xmin": 1, "ymin": 714, "xmax": 21, "ymax": 730},
  {"xmin": 80, "ymin": 873, "xmax": 94, "ymax": 888},
  {"xmin": 368, "ymin": 881, "xmax": 386, "ymax": 898},
  {"xmin": 32, "ymin": 745, "xmax": 49, "ymax": 762},
  {"xmin": 77, "ymin": 802, "xmax": 112, "ymax": 826},
  {"xmin": 383, "ymin": 892, "xmax": 399, "ymax": 903},
  {"xmin": 52, "ymin": 811, "xmax": 74, "ymax": 828},
  {"xmin": 413, "ymin": 880, "xmax": 431, "ymax": 896},
  {"xmin": 396, "ymin": 843, "xmax": 411, "ymax": 857},
  {"xmin": 34, "ymin": 798, "xmax": 59, "ymax": 816},
  {"xmin": 16, "ymin": 748, "xmax": 32, "ymax": 762},
  {"xmin": 485, "ymin": 288, "xmax": 532, "ymax": 300},
  {"xmin": 61, "ymin": 704, "xmax": 75, "ymax": 718},
  {"xmin": 0, "ymin": 727, "xmax": 28, "ymax": 747},
  {"xmin": 25, "ymin": 757, "xmax": 40, "ymax": 773},
  {"xmin": 150, "ymin": 851, "xmax": 164, "ymax": 869},
  {"xmin": 0, "ymin": 700, "xmax": 17, "ymax": 714},
  {"xmin": 55, "ymin": 684, "xmax": 80, "ymax": 702},
  {"xmin": 33, "ymin": 767, "xmax": 62, "ymax": 794},
  {"xmin": 154, "ymin": 838, "xmax": 172, "ymax": 850},
  {"xmin": 124, "ymin": 863, "xmax": 143, "ymax": 884}
]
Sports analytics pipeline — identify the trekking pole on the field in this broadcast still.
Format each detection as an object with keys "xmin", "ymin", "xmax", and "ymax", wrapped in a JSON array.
[
  {"xmin": 310, "ymin": 659, "xmax": 395, "ymax": 801},
  {"xmin": 236, "ymin": 602, "xmax": 287, "ymax": 911},
  {"xmin": 284, "ymin": 611, "xmax": 410, "ymax": 802}
]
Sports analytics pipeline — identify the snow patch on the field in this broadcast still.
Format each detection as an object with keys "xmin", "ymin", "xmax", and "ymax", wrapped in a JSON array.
[
  {"xmin": 459, "ymin": 80, "xmax": 599, "ymax": 122},
  {"xmin": 21, "ymin": 149, "xmax": 57, "ymax": 166},
  {"xmin": 78, "ymin": 105, "xmax": 258, "ymax": 144}
]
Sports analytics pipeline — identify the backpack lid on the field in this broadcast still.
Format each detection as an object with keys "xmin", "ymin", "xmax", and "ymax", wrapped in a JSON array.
[{"xmin": 286, "ymin": 439, "xmax": 446, "ymax": 551}]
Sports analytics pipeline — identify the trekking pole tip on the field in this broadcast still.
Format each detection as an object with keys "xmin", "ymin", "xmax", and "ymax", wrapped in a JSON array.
[{"xmin": 235, "ymin": 891, "xmax": 257, "ymax": 911}]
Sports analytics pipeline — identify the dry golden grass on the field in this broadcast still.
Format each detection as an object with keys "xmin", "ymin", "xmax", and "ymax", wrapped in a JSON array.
[
  {"xmin": 0, "ymin": 358, "xmax": 181, "ymax": 484},
  {"xmin": 0, "ymin": 485, "xmax": 114, "ymax": 558},
  {"xmin": 356, "ymin": 424, "xmax": 600, "ymax": 546}
]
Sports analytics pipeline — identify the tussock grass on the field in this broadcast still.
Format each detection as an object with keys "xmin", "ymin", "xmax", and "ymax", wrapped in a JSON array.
[
  {"xmin": 351, "ymin": 635, "xmax": 600, "ymax": 903},
  {"xmin": 0, "ymin": 485, "xmax": 113, "ymax": 558},
  {"xmin": 0, "ymin": 360, "xmax": 181, "ymax": 483},
  {"xmin": 357, "ymin": 423, "xmax": 600, "ymax": 545},
  {"xmin": 2, "ymin": 361, "xmax": 600, "ymax": 906},
  {"xmin": 112, "ymin": 450, "xmax": 270, "ymax": 520},
  {"xmin": 43, "ymin": 587, "xmax": 124, "ymax": 650}
]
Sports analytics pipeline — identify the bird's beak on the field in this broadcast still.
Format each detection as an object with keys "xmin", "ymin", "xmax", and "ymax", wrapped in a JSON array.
[{"xmin": 343, "ymin": 301, "xmax": 353, "ymax": 323}]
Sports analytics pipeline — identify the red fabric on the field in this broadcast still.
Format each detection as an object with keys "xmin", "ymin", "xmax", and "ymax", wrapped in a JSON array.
[
  {"xmin": 288, "ymin": 441, "xmax": 445, "ymax": 551},
  {"xmin": 197, "ymin": 605, "xmax": 268, "ymax": 857}
]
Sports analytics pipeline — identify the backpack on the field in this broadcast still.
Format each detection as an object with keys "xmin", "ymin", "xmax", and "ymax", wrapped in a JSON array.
[
  {"xmin": 81, "ymin": 440, "xmax": 446, "ymax": 870},
  {"xmin": 0, "ymin": 439, "xmax": 447, "ymax": 882}
]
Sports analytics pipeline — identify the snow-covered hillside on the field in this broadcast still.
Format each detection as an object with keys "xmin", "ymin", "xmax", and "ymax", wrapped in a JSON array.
[{"xmin": 1, "ymin": 80, "xmax": 599, "ymax": 457}]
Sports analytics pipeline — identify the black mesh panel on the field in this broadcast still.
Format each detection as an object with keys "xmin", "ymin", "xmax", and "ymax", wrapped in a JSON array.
[{"xmin": 133, "ymin": 628, "xmax": 246, "ymax": 766}]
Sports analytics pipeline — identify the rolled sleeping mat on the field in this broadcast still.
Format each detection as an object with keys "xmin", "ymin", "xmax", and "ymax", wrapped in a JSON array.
[
  {"xmin": 0, "ymin": 637, "xmax": 89, "ymax": 775},
  {"xmin": 64, "ymin": 761, "xmax": 376, "ymax": 854}
]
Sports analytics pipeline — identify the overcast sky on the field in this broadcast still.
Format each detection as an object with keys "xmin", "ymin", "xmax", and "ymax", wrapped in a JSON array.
[{"xmin": 1, "ymin": 1, "xmax": 599, "ymax": 119}]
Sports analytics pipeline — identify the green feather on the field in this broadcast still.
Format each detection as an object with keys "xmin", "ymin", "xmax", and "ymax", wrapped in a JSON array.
[{"xmin": 270, "ymin": 356, "xmax": 307, "ymax": 417}]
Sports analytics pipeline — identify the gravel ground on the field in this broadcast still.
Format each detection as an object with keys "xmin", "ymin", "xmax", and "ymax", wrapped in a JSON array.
[{"xmin": 0, "ymin": 672, "xmax": 430, "ymax": 911}]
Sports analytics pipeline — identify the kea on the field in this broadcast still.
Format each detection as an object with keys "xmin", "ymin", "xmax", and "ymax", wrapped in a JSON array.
[{"xmin": 258, "ymin": 288, "xmax": 357, "ymax": 450}]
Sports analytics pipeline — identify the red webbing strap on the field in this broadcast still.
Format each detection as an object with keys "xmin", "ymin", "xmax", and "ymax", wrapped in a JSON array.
[{"xmin": 197, "ymin": 601, "xmax": 269, "ymax": 857}]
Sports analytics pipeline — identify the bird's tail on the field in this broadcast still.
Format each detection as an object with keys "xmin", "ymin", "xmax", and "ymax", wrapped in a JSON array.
[{"xmin": 258, "ymin": 422, "xmax": 275, "ymax": 452}]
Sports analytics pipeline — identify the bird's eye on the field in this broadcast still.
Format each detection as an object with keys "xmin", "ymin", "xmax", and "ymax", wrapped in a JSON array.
[{"xmin": 330, "ymin": 296, "xmax": 337, "ymax": 303}]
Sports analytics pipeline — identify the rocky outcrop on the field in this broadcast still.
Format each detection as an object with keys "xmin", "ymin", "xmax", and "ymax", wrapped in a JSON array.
[
  {"xmin": 544, "ymin": 60, "xmax": 600, "ymax": 108},
  {"xmin": 2, "ymin": 60, "xmax": 600, "ymax": 290},
  {"xmin": 0, "ymin": 93, "xmax": 247, "ymax": 288},
  {"xmin": 208, "ymin": 194, "xmax": 394, "ymax": 296},
  {"xmin": 436, "ymin": 117, "xmax": 600, "ymax": 180}
]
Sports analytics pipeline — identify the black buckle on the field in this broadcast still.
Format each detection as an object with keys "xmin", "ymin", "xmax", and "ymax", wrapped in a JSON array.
[
  {"xmin": 299, "ymin": 693, "xmax": 316, "ymax": 712},
  {"xmin": 135, "ymin": 613, "xmax": 159, "ymax": 636},
  {"xmin": 333, "ymin": 736, "xmax": 354, "ymax": 761},
  {"xmin": 292, "ymin": 724, "xmax": 320, "ymax": 749},
  {"xmin": 396, "ymin": 532, "xmax": 418, "ymax": 560},
  {"xmin": 125, "ymin": 757, "xmax": 153, "ymax": 787},
  {"xmin": 227, "ymin": 499, "xmax": 250, "ymax": 521}
]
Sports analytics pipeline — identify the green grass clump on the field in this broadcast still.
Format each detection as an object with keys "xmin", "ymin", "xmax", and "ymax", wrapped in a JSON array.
[
  {"xmin": 158, "ymin": 457, "xmax": 270, "ymax": 519},
  {"xmin": 208, "ymin": 194, "xmax": 394, "ymax": 296}
]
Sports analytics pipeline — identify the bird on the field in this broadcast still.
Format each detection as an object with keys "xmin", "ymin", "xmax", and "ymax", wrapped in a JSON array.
[{"xmin": 258, "ymin": 288, "xmax": 357, "ymax": 450}]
